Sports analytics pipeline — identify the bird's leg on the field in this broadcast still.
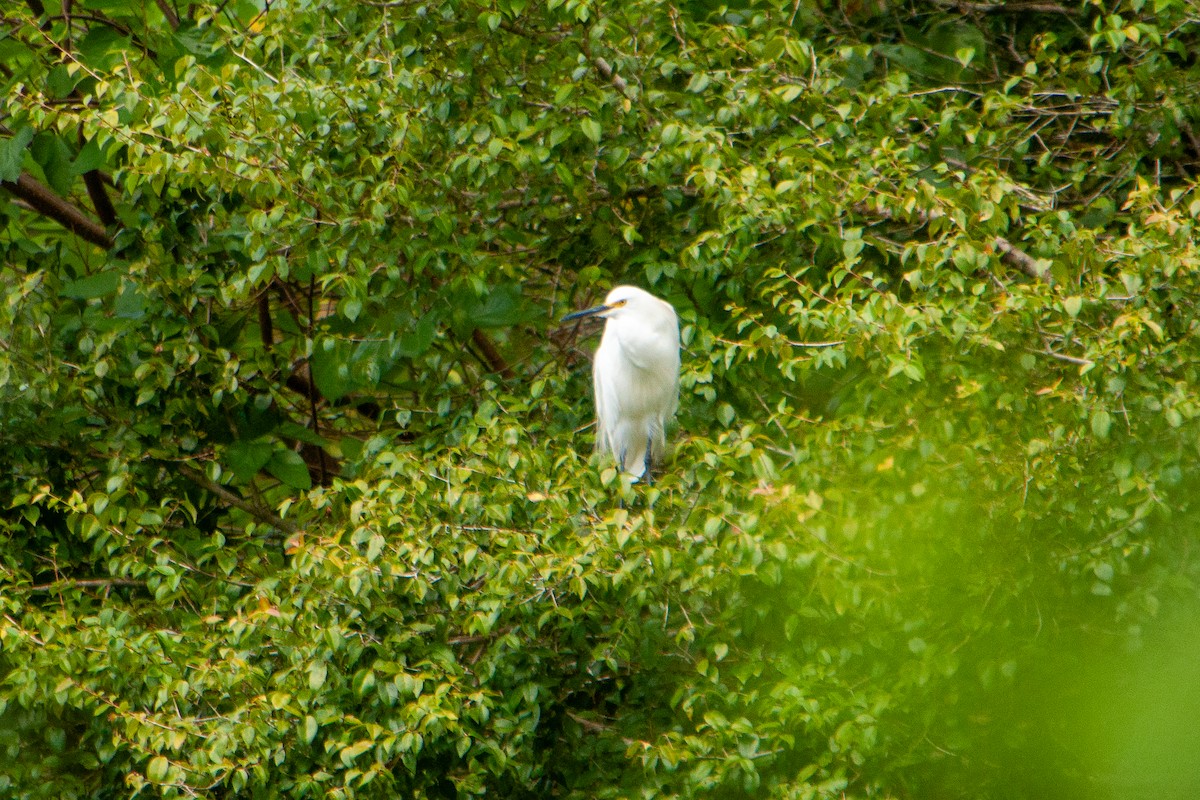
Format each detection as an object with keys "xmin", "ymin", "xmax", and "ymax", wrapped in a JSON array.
[{"xmin": 642, "ymin": 436, "xmax": 654, "ymax": 486}]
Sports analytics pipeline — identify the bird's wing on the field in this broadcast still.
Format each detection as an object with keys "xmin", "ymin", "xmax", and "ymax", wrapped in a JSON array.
[{"xmin": 592, "ymin": 336, "xmax": 618, "ymax": 457}]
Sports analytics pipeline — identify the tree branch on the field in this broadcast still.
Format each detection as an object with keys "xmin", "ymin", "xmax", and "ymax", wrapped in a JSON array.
[
  {"xmin": 566, "ymin": 711, "xmax": 613, "ymax": 733},
  {"xmin": 2, "ymin": 172, "xmax": 114, "ymax": 249},
  {"xmin": 82, "ymin": 170, "xmax": 117, "ymax": 226},
  {"xmin": 1031, "ymin": 348, "xmax": 1093, "ymax": 367},
  {"xmin": 154, "ymin": 0, "xmax": 181, "ymax": 29},
  {"xmin": 578, "ymin": 35, "xmax": 633, "ymax": 99},
  {"xmin": 855, "ymin": 201, "xmax": 1051, "ymax": 284},
  {"xmin": 258, "ymin": 290, "xmax": 275, "ymax": 347},
  {"xmin": 472, "ymin": 329, "xmax": 515, "ymax": 379},
  {"xmin": 993, "ymin": 236, "xmax": 1051, "ymax": 283},
  {"xmin": 929, "ymin": 0, "xmax": 1071, "ymax": 13},
  {"xmin": 29, "ymin": 577, "xmax": 145, "ymax": 593},
  {"xmin": 176, "ymin": 463, "xmax": 299, "ymax": 537},
  {"xmin": 589, "ymin": 54, "xmax": 630, "ymax": 97}
]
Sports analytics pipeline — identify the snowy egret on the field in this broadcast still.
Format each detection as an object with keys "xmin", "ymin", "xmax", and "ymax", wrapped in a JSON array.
[{"xmin": 562, "ymin": 286, "xmax": 680, "ymax": 479}]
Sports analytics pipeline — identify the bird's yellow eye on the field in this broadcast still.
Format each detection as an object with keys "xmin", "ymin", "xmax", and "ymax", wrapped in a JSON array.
[{"xmin": 612, "ymin": 299, "xmax": 628, "ymax": 307}]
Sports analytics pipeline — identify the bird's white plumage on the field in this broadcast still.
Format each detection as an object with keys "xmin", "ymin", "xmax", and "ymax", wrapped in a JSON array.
[{"xmin": 574, "ymin": 286, "xmax": 680, "ymax": 478}]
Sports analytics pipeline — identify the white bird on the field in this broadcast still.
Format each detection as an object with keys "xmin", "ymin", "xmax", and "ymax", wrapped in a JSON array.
[{"xmin": 562, "ymin": 286, "xmax": 680, "ymax": 480}]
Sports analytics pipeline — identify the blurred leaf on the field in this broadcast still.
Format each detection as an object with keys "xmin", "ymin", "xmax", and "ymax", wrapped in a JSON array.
[
  {"xmin": 0, "ymin": 126, "xmax": 34, "ymax": 183},
  {"xmin": 469, "ymin": 284, "xmax": 526, "ymax": 329},
  {"xmin": 71, "ymin": 138, "xmax": 111, "ymax": 176},
  {"xmin": 397, "ymin": 314, "xmax": 436, "ymax": 358},
  {"xmin": 311, "ymin": 340, "xmax": 355, "ymax": 402},
  {"xmin": 30, "ymin": 133, "xmax": 74, "ymax": 196},
  {"xmin": 147, "ymin": 756, "xmax": 169, "ymax": 783},
  {"xmin": 580, "ymin": 117, "xmax": 602, "ymax": 144},
  {"xmin": 60, "ymin": 271, "xmax": 119, "ymax": 300},
  {"xmin": 226, "ymin": 440, "xmax": 274, "ymax": 483},
  {"xmin": 77, "ymin": 25, "xmax": 131, "ymax": 71},
  {"xmin": 266, "ymin": 450, "xmax": 312, "ymax": 490}
]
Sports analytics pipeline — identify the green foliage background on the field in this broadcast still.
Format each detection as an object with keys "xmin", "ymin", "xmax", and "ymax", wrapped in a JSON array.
[{"xmin": 3, "ymin": 0, "xmax": 1200, "ymax": 797}]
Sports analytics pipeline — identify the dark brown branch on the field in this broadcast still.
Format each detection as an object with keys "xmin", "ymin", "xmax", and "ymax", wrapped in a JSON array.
[
  {"xmin": 29, "ymin": 577, "xmax": 145, "ymax": 592},
  {"xmin": 2, "ymin": 172, "xmax": 114, "ymax": 248},
  {"xmin": 1180, "ymin": 120, "xmax": 1200, "ymax": 164},
  {"xmin": 285, "ymin": 371, "xmax": 317, "ymax": 400},
  {"xmin": 82, "ymin": 170, "xmax": 117, "ymax": 226},
  {"xmin": 302, "ymin": 275, "xmax": 334, "ymax": 485},
  {"xmin": 448, "ymin": 625, "xmax": 513, "ymax": 653},
  {"xmin": 258, "ymin": 291, "xmax": 275, "ymax": 347},
  {"xmin": 472, "ymin": 329, "xmax": 515, "ymax": 379},
  {"xmin": 497, "ymin": 20, "xmax": 571, "ymax": 44},
  {"xmin": 176, "ymin": 463, "xmax": 299, "ymax": 537},
  {"xmin": 153, "ymin": 0, "xmax": 181, "ymax": 28},
  {"xmin": 258, "ymin": 290, "xmax": 339, "ymax": 485},
  {"xmin": 929, "ymin": 0, "xmax": 1071, "ymax": 13},
  {"xmin": 487, "ymin": 184, "xmax": 682, "ymax": 212},
  {"xmin": 77, "ymin": 122, "xmax": 117, "ymax": 225},
  {"xmin": 43, "ymin": 13, "xmax": 156, "ymax": 57},
  {"xmin": 61, "ymin": 0, "xmax": 73, "ymax": 55}
]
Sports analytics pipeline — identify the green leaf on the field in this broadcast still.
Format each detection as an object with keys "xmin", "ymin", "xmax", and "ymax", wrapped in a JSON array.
[
  {"xmin": 71, "ymin": 138, "xmax": 109, "ymax": 175},
  {"xmin": 60, "ymin": 271, "xmax": 120, "ymax": 300},
  {"xmin": 147, "ymin": 756, "xmax": 169, "ymax": 783},
  {"xmin": 340, "ymin": 436, "xmax": 364, "ymax": 462},
  {"xmin": 308, "ymin": 661, "xmax": 327, "ymax": 691},
  {"xmin": 304, "ymin": 715, "xmax": 319, "ymax": 744},
  {"xmin": 266, "ymin": 450, "xmax": 313, "ymax": 490},
  {"xmin": 227, "ymin": 440, "xmax": 274, "ymax": 483},
  {"xmin": 276, "ymin": 422, "xmax": 332, "ymax": 448},
  {"xmin": 340, "ymin": 740, "xmax": 372, "ymax": 766},
  {"xmin": 77, "ymin": 26, "xmax": 131, "ymax": 72},
  {"xmin": 717, "ymin": 403, "xmax": 735, "ymax": 427},
  {"xmin": 397, "ymin": 314, "xmax": 436, "ymax": 358},
  {"xmin": 311, "ymin": 340, "xmax": 354, "ymax": 402},
  {"xmin": 31, "ymin": 133, "xmax": 74, "ymax": 196},
  {"xmin": 0, "ymin": 126, "xmax": 34, "ymax": 183},
  {"xmin": 114, "ymin": 285, "xmax": 147, "ymax": 319},
  {"xmin": 580, "ymin": 117, "xmax": 602, "ymax": 144},
  {"xmin": 470, "ymin": 284, "xmax": 525, "ymax": 328},
  {"xmin": 1091, "ymin": 409, "xmax": 1112, "ymax": 439},
  {"xmin": 46, "ymin": 65, "xmax": 82, "ymax": 99}
]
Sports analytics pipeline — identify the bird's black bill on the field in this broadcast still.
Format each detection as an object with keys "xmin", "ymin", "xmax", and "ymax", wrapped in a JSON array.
[{"xmin": 560, "ymin": 304, "xmax": 609, "ymax": 323}]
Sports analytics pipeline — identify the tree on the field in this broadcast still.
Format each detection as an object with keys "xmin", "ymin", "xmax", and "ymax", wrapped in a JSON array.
[{"xmin": 3, "ymin": 0, "xmax": 1200, "ymax": 797}]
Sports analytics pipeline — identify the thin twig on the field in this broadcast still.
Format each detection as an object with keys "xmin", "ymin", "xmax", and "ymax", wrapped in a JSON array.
[
  {"xmin": 28, "ymin": 577, "xmax": 145, "ymax": 593},
  {"xmin": 1031, "ymin": 348, "xmax": 1093, "ymax": 367}
]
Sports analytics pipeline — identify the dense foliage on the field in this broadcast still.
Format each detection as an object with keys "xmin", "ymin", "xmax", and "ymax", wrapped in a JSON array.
[{"xmin": 4, "ymin": 0, "xmax": 1200, "ymax": 796}]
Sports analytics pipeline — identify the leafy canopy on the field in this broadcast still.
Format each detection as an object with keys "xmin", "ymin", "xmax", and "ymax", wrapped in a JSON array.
[{"xmin": 3, "ymin": 0, "xmax": 1200, "ymax": 797}]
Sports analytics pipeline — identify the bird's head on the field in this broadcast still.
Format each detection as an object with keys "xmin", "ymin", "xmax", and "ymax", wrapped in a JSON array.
[{"xmin": 560, "ymin": 286, "xmax": 665, "ymax": 324}]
